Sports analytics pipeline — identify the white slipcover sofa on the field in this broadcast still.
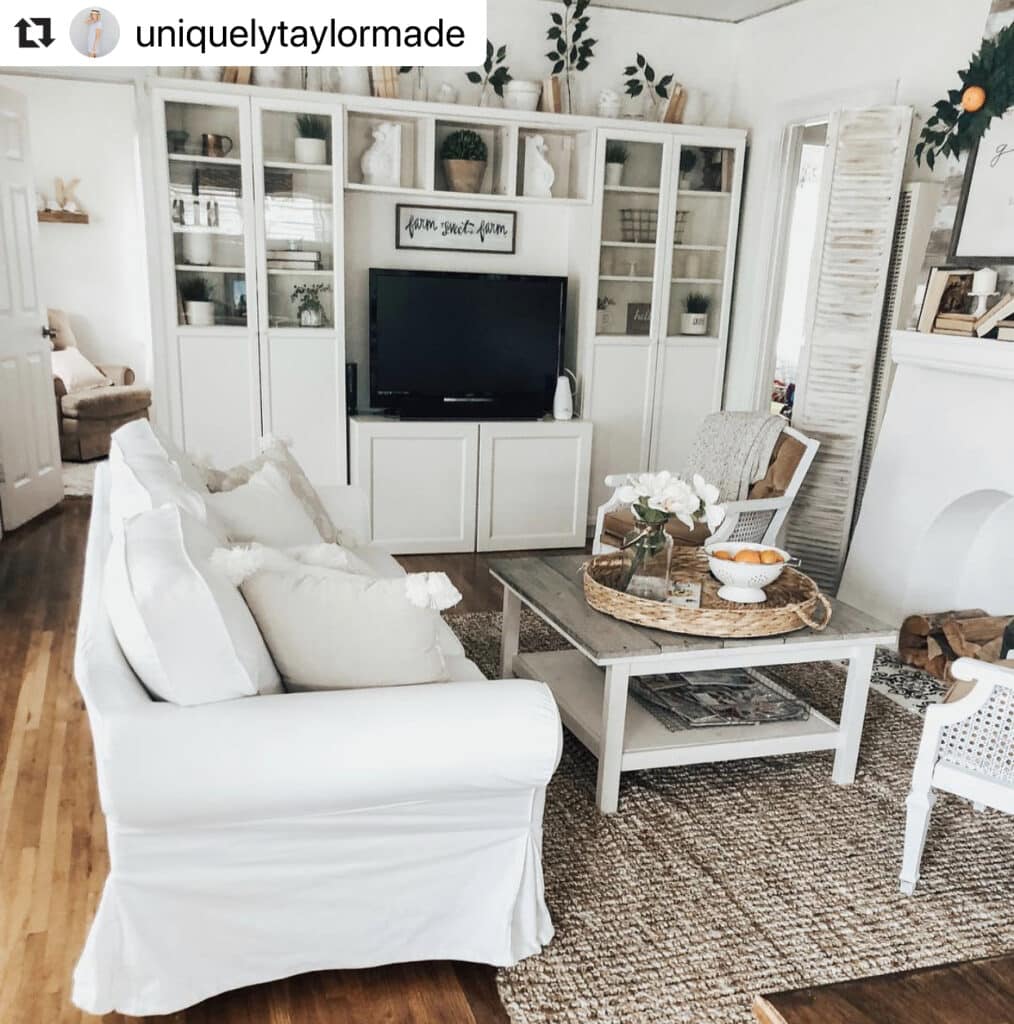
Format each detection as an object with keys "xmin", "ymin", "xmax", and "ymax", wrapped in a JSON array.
[{"xmin": 72, "ymin": 460, "xmax": 562, "ymax": 1017}]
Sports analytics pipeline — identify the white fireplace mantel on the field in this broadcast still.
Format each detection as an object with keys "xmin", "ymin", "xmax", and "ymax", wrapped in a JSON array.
[{"xmin": 839, "ymin": 330, "xmax": 1014, "ymax": 626}]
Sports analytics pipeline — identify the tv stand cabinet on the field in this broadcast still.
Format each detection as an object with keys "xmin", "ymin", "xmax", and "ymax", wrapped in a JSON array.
[{"xmin": 350, "ymin": 416, "xmax": 593, "ymax": 554}]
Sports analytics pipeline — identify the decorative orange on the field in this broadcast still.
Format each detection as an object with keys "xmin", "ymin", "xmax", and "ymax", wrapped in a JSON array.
[
  {"xmin": 962, "ymin": 85, "xmax": 987, "ymax": 113},
  {"xmin": 760, "ymin": 549, "xmax": 784, "ymax": 565},
  {"xmin": 734, "ymin": 549, "xmax": 762, "ymax": 564},
  {"xmin": 712, "ymin": 549, "xmax": 733, "ymax": 561}
]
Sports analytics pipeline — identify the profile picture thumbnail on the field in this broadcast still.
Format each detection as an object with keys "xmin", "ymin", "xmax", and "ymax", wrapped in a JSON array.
[{"xmin": 70, "ymin": 8, "xmax": 120, "ymax": 59}]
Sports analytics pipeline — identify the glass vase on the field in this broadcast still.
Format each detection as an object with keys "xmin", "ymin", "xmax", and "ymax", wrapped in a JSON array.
[{"xmin": 620, "ymin": 517, "xmax": 674, "ymax": 602}]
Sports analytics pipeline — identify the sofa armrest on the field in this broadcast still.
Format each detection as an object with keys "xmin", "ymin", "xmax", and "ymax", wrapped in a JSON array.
[
  {"xmin": 97, "ymin": 678, "xmax": 562, "ymax": 828},
  {"xmin": 318, "ymin": 483, "xmax": 371, "ymax": 546},
  {"xmin": 96, "ymin": 364, "xmax": 135, "ymax": 386}
]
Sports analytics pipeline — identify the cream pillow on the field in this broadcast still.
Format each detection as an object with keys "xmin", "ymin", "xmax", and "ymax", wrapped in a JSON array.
[
  {"xmin": 105, "ymin": 505, "xmax": 282, "ymax": 705},
  {"xmin": 204, "ymin": 436, "xmax": 339, "ymax": 543},
  {"xmin": 112, "ymin": 418, "xmax": 209, "ymax": 496},
  {"xmin": 205, "ymin": 461, "xmax": 323, "ymax": 547},
  {"xmin": 108, "ymin": 441, "xmax": 211, "ymax": 531},
  {"xmin": 51, "ymin": 347, "xmax": 111, "ymax": 394},
  {"xmin": 212, "ymin": 545, "xmax": 462, "ymax": 691}
]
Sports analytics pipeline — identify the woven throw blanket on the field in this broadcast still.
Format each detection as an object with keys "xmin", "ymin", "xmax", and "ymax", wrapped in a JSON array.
[{"xmin": 685, "ymin": 411, "xmax": 785, "ymax": 501}]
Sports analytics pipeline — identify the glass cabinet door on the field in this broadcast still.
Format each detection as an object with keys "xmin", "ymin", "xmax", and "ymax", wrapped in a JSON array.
[
  {"xmin": 666, "ymin": 144, "xmax": 737, "ymax": 341},
  {"xmin": 595, "ymin": 135, "xmax": 667, "ymax": 338},
  {"xmin": 165, "ymin": 100, "xmax": 248, "ymax": 327},
  {"xmin": 256, "ymin": 106, "xmax": 338, "ymax": 330}
]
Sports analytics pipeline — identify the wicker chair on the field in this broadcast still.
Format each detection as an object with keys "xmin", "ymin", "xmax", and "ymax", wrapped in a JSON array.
[
  {"xmin": 592, "ymin": 424, "xmax": 819, "ymax": 554},
  {"xmin": 899, "ymin": 657, "xmax": 1014, "ymax": 895}
]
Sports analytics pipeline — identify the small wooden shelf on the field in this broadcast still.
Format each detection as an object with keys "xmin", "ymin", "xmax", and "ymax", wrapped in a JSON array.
[
  {"xmin": 604, "ymin": 185, "xmax": 660, "ymax": 195},
  {"xmin": 175, "ymin": 264, "xmax": 244, "ymax": 273},
  {"xmin": 169, "ymin": 153, "xmax": 242, "ymax": 167},
  {"xmin": 263, "ymin": 160, "xmax": 332, "ymax": 173},
  {"xmin": 266, "ymin": 268, "xmax": 332, "ymax": 276},
  {"xmin": 38, "ymin": 210, "xmax": 89, "ymax": 224}
]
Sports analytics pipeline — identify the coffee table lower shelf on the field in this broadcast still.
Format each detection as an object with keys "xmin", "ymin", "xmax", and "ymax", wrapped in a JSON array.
[{"xmin": 514, "ymin": 649, "xmax": 841, "ymax": 773}]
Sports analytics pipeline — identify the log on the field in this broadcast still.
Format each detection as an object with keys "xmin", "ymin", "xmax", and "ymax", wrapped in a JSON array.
[{"xmin": 899, "ymin": 609, "xmax": 1013, "ymax": 681}]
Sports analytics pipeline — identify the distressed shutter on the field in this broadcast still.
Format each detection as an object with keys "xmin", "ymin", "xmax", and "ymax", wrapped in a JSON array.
[{"xmin": 787, "ymin": 106, "xmax": 913, "ymax": 593}]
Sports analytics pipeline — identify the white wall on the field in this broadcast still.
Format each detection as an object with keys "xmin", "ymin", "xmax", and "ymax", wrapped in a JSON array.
[
  {"xmin": 723, "ymin": 0, "xmax": 993, "ymax": 410},
  {"xmin": 0, "ymin": 74, "xmax": 153, "ymax": 383}
]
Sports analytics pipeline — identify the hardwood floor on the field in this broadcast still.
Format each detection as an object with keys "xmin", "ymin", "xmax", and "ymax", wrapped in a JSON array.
[
  {"xmin": 753, "ymin": 954, "xmax": 1014, "ymax": 1023},
  {"xmin": 0, "ymin": 501, "xmax": 508, "ymax": 1024},
  {"xmin": 3, "ymin": 500, "xmax": 1011, "ymax": 1024}
]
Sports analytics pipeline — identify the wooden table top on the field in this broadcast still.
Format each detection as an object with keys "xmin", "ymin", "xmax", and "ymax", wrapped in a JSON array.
[{"xmin": 489, "ymin": 553, "xmax": 897, "ymax": 664}]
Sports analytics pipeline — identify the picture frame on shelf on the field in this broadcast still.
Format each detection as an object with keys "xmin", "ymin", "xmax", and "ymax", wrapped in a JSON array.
[
  {"xmin": 949, "ymin": 108, "xmax": 1014, "ymax": 265},
  {"xmin": 395, "ymin": 203, "xmax": 517, "ymax": 255},
  {"xmin": 626, "ymin": 301, "xmax": 651, "ymax": 335}
]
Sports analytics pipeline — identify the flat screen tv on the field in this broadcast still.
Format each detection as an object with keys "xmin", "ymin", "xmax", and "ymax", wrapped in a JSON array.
[{"xmin": 369, "ymin": 268, "xmax": 566, "ymax": 418}]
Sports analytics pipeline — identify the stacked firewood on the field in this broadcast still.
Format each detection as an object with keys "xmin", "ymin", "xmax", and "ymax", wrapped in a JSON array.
[{"xmin": 899, "ymin": 609, "xmax": 1014, "ymax": 681}]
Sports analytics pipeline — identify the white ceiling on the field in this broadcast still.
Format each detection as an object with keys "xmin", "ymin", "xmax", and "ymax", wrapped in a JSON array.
[{"xmin": 588, "ymin": 0, "xmax": 807, "ymax": 23}]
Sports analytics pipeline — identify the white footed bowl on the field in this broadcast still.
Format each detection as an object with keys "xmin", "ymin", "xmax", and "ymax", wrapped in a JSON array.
[
  {"xmin": 504, "ymin": 81, "xmax": 542, "ymax": 111},
  {"xmin": 704, "ymin": 542, "xmax": 790, "ymax": 604}
]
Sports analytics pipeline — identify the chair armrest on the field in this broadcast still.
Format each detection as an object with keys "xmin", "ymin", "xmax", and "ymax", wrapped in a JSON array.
[
  {"xmin": 54, "ymin": 376, "xmax": 67, "ymax": 399},
  {"xmin": 318, "ymin": 483, "xmax": 371, "ymax": 545},
  {"xmin": 97, "ymin": 678, "xmax": 562, "ymax": 828},
  {"xmin": 96, "ymin": 364, "xmax": 134, "ymax": 386}
]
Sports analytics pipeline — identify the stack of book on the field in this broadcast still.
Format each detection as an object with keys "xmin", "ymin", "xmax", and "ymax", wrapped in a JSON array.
[
  {"xmin": 933, "ymin": 312, "xmax": 977, "ymax": 336},
  {"xmin": 998, "ymin": 319, "xmax": 1014, "ymax": 342},
  {"xmin": 266, "ymin": 249, "xmax": 321, "ymax": 271},
  {"xmin": 977, "ymin": 293, "xmax": 1014, "ymax": 339}
]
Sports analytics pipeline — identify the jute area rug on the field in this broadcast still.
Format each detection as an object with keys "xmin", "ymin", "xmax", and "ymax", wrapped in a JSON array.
[{"xmin": 446, "ymin": 610, "xmax": 1014, "ymax": 1024}]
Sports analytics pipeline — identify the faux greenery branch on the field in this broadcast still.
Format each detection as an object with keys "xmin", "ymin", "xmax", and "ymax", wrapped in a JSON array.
[
  {"xmin": 467, "ymin": 39, "xmax": 512, "ymax": 98},
  {"xmin": 180, "ymin": 276, "xmax": 213, "ymax": 303},
  {"xmin": 440, "ymin": 129, "xmax": 488, "ymax": 162},
  {"xmin": 624, "ymin": 53, "xmax": 674, "ymax": 101},
  {"xmin": 295, "ymin": 114, "xmax": 329, "ymax": 140},
  {"xmin": 685, "ymin": 292, "xmax": 711, "ymax": 314},
  {"xmin": 915, "ymin": 22, "xmax": 1014, "ymax": 167},
  {"xmin": 546, "ymin": 0, "xmax": 596, "ymax": 91},
  {"xmin": 605, "ymin": 140, "xmax": 629, "ymax": 165}
]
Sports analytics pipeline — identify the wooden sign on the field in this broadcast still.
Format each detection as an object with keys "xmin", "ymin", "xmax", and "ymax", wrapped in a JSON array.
[
  {"xmin": 626, "ymin": 301, "xmax": 651, "ymax": 335},
  {"xmin": 395, "ymin": 204, "xmax": 517, "ymax": 254}
]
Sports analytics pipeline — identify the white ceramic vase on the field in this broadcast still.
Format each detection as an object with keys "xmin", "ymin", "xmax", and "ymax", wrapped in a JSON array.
[
  {"xmin": 182, "ymin": 232, "xmax": 213, "ymax": 267},
  {"xmin": 300, "ymin": 307, "xmax": 323, "ymax": 328},
  {"xmin": 504, "ymin": 81, "xmax": 541, "ymax": 112},
  {"xmin": 681, "ymin": 312, "xmax": 708, "ymax": 336},
  {"xmin": 604, "ymin": 162, "xmax": 624, "ymax": 187},
  {"xmin": 185, "ymin": 301, "xmax": 215, "ymax": 327},
  {"xmin": 294, "ymin": 137, "xmax": 327, "ymax": 164}
]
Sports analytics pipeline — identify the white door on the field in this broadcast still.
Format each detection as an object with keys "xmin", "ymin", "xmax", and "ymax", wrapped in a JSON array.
[{"xmin": 0, "ymin": 86, "xmax": 62, "ymax": 533}]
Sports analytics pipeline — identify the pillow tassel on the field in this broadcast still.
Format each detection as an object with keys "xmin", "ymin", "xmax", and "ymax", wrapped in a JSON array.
[{"xmin": 404, "ymin": 572, "xmax": 463, "ymax": 612}]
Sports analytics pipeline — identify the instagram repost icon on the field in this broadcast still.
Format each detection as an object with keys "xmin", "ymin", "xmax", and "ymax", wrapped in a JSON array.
[{"xmin": 70, "ymin": 7, "xmax": 120, "ymax": 58}]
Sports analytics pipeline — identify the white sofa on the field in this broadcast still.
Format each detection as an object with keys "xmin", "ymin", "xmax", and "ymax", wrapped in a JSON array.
[{"xmin": 72, "ymin": 460, "xmax": 562, "ymax": 1017}]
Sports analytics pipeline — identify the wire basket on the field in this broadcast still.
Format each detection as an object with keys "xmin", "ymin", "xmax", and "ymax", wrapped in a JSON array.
[
  {"xmin": 673, "ymin": 210, "xmax": 691, "ymax": 244},
  {"xmin": 620, "ymin": 208, "xmax": 658, "ymax": 244}
]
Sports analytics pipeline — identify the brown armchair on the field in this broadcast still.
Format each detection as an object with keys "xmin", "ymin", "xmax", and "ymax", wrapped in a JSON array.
[{"xmin": 49, "ymin": 309, "xmax": 152, "ymax": 462}]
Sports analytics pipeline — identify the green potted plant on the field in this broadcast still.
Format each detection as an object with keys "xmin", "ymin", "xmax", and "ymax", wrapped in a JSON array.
[
  {"xmin": 180, "ymin": 275, "xmax": 215, "ymax": 327},
  {"xmin": 440, "ymin": 129, "xmax": 488, "ymax": 194},
  {"xmin": 604, "ymin": 140, "xmax": 628, "ymax": 187},
  {"xmin": 291, "ymin": 282, "xmax": 331, "ymax": 327},
  {"xmin": 294, "ymin": 113, "xmax": 328, "ymax": 165},
  {"xmin": 682, "ymin": 292, "xmax": 711, "ymax": 336}
]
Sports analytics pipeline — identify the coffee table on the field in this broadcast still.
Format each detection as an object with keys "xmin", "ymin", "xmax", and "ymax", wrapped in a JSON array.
[{"xmin": 489, "ymin": 554, "xmax": 897, "ymax": 814}]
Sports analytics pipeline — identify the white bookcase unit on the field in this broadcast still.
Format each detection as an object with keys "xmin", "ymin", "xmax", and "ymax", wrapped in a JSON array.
[
  {"xmin": 350, "ymin": 416, "xmax": 593, "ymax": 554},
  {"xmin": 146, "ymin": 79, "xmax": 746, "ymax": 529}
]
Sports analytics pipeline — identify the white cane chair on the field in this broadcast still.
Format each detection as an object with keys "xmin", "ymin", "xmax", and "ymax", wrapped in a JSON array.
[
  {"xmin": 592, "ymin": 424, "xmax": 819, "ymax": 555},
  {"xmin": 899, "ymin": 657, "xmax": 1014, "ymax": 895}
]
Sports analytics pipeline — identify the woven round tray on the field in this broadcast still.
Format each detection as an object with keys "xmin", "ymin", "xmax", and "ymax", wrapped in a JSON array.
[{"xmin": 583, "ymin": 549, "xmax": 832, "ymax": 638}]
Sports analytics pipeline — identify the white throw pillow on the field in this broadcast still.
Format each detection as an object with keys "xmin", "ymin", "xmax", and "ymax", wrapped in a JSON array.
[
  {"xmin": 212, "ymin": 545, "xmax": 462, "ymax": 691},
  {"xmin": 204, "ymin": 436, "xmax": 339, "ymax": 543},
  {"xmin": 205, "ymin": 461, "xmax": 323, "ymax": 547},
  {"xmin": 105, "ymin": 506, "xmax": 282, "ymax": 705},
  {"xmin": 112, "ymin": 418, "xmax": 210, "ymax": 495},
  {"xmin": 108, "ymin": 443, "xmax": 210, "ymax": 531},
  {"xmin": 51, "ymin": 347, "xmax": 111, "ymax": 394}
]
